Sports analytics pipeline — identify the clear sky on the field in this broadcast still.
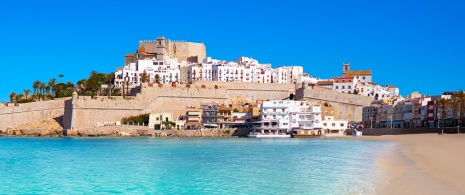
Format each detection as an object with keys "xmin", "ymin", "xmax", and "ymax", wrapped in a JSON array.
[{"xmin": 1, "ymin": 0, "xmax": 464, "ymax": 102}]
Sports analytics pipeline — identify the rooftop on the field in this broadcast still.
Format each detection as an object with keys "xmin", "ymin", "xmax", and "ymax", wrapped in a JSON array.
[{"xmin": 343, "ymin": 70, "xmax": 372, "ymax": 76}]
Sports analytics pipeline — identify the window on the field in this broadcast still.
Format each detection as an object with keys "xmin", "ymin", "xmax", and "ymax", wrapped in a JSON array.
[
  {"xmin": 340, "ymin": 123, "xmax": 344, "ymax": 127},
  {"xmin": 282, "ymin": 108, "xmax": 285, "ymax": 112},
  {"xmin": 342, "ymin": 86, "xmax": 345, "ymax": 89},
  {"xmin": 153, "ymin": 62, "xmax": 158, "ymax": 65},
  {"xmin": 348, "ymin": 86, "xmax": 351, "ymax": 89},
  {"xmin": 156, "ymin": 117, "xmax": 159, "ymax": 121},
  {"xmin": 332, "ymin": 123, "xmax": 335, "ymax": 127},
  {"xmin": 323, "ymin": 123, "xmax": 327, "ymax": 127},
  {"xmin": 362, "ymin": 76, "xmax": 366, "ymax": 80},
  {"xmin": 336, "ymin": 86, "xmax": 339, "ymax": 89}
]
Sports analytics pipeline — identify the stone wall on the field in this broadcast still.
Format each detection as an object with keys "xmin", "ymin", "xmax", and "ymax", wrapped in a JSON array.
[
  {"xmin": 68, "ymin": 82, "xmax": 294, "ymax": 130},
  {"xmin": 295, "ymin": 84, "xmax": 373, "ymax": 121},
  {"xmin": 0, "ymin": 98, "xmax": 70, "ymax": 131},
  {"xmin": 1, "ymin": 81, "xmax": 377, "ymax": 132}
]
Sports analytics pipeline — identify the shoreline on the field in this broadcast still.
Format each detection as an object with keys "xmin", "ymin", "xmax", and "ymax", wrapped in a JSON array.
[
  {"xmin": 3, "ymin": 132, "xmax": 465, "ymax": 194},
  {"xmin": 353, "ymin": 134, "xmax": 465, "ymax": 194}
]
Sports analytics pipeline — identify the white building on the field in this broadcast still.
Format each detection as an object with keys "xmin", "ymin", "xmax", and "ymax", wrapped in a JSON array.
[
  {"xmin": 253, "ymin": 100, "xmax": 322, "ymax": 135},
  {"xmin": 333, "ymin": 76, "xmax": 358, "ymax": 94},
  {"xmin": 115, "ymin": 57, "xmax": 181, "ymax": 88},
  {"xmin": 321, "ymin": 116, "xmax": 348, "ymax": 136}
]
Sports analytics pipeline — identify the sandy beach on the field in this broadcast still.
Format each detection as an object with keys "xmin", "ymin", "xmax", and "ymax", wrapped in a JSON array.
[{"xmin": 354, "ymin": 134, "xmax": 465, "ymax": 194}]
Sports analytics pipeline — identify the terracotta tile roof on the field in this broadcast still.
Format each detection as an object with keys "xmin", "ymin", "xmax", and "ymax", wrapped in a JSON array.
[
  {"xmin": 334, "ymin": 76, "xmax": 355, "ymax": 80},
  {"xmin": 317, "ymin": 80, "xmax": 333, "ymax": 85},
  {"xmin": 125, "ymin": 54, "xmax": 134, "ymax": 57},
  {"xmin": 388, "ymin": 85, "xmax": 397, "ymax": 88},
  {"xmin": 343, "ymin": 70, "xmax": 372, "ymax": 76}
]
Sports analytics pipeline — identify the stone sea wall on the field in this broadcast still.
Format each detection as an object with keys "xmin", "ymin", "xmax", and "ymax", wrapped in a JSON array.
[{"xmin": 0, "ymin": 98, "xmax": 70, "ymax": 131}]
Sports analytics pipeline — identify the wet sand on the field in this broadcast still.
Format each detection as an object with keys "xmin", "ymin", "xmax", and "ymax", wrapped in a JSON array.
[{"xmin": 354, "ymin": 134, "xmax": 465, "ymax": 194}]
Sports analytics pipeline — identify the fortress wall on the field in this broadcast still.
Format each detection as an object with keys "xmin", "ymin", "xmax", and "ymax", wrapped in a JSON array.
[
  {"xmin": 296, "ymin": 86, "xmax": 373, "ymax": 121},
  {"xmin": 69, "ymin": 82, "xmax": 294, "ymax": 130},
  {"xmin": 186, "ymin": 42, "xmax": 206, "ymax": 62},
  {"xmin": 0, "ymin": 99, "xmax": 70, "ymax": 130},
  {"xmin": 139, "ymin": 41, "xmax": 157, "ymax": 53},
  {"xmin": 171, "ymin": 42, "xmax": 188, "ymax": 61},
  {"xmin": 1, "ymin": 82, "xmax": 369, "ymax": 131}
]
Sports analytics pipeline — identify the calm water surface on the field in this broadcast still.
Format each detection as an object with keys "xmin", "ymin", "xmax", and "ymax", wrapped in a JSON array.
[{"xmin": 0, "ymin": 137, "xmax": 392, "ymax": 194}]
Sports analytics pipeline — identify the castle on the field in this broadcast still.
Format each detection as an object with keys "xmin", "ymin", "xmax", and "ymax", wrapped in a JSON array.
[
  {"xmin": 124, "ymin": 36, "xmax": 206, "ymax": 65},
  {"xmin": 0, "ymin": 37, "xmax": 382, "ymax": 134}
]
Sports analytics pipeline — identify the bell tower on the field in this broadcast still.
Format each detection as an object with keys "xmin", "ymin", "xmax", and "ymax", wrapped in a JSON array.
[
  {"xmin": 342, "ymin": 62, "xmax": 350, "ymax": 75},
  {"xmin": 156, "ymin": 36, "xmax": 167, "ymax": 60}
]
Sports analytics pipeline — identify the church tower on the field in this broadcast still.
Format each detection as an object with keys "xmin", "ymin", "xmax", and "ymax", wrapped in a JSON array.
[
  {"xmin": 156, "ymin": 36, "xmax": 168, "ymax": 60},
  {"xmin": 342, "ymin": 62, "xmax": 350, "ymax": 74}
]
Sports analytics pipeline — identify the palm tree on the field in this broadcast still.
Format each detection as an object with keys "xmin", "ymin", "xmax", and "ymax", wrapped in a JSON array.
[
  {"xmin": 58, "ymin": 74, "xmax": 64, "ymax": 83},
  {"xmin": 121, "ymin": 81, "xmax": 125, "ymax": 97},
  {"xmin": 9, "ymin": 92, "xmax": 16, "ymax": 103},
  {"xmin": 105, "ymin": 73, "xmax": 115, "ymax": 96},
  {"xmin": 45, "ymin": 86, "xmax": 51, "ymax": 99},
  {"xmin": 15, "ymin": 94, "xmax": 23, "ymax": 103},
  {"xmin": 39, "ymin": 82, "xmax": 45, "ymax": 101},
  {"xmin": 125, "ymin": 81, "xmax": 130, "ymax": 96},
  {"xmin": 48, "ymin": 78, "xmax": 56, "ymax": 95},
  {"xmin": 23, "ymin": 89, "xmax": 30, "ymax": 99},
  {"xmin": 32, "ymin": 80, "xmax": 41, "ymax": 95},
  {"xmin": 436, "ymin": 98, "xmax": 451, "ymax": 134},
  {"xmin": 452, "ymin": 90, "xmax": 465, "ymax": 128}
]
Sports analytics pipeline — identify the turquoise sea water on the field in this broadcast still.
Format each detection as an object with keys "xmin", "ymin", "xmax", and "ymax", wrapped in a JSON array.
[{"xmin": 0, "ymin": 137, "xmax": 392, "ymax": 194}]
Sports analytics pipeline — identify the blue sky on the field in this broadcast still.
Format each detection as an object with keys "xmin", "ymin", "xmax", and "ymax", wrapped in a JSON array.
[{"xmin": 0, "ymin": 0, "xmax": 464, "ymax": 102}]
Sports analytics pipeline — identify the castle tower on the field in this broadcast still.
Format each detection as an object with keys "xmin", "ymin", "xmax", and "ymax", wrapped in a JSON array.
[{"xmin": 342, "ymin": 62, "xmax": 350, "ymax": 74}]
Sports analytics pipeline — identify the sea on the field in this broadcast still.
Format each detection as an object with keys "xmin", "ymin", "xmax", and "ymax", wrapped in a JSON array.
[{"xmin": 0, "ymin": 137, "xmax": 394, "ymax": 194}]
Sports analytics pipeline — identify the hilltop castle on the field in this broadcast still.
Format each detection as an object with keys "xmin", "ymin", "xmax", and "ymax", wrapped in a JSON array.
[{"xmin": 124, "ymin": 36, "xmax": 206, "ymax": 65}]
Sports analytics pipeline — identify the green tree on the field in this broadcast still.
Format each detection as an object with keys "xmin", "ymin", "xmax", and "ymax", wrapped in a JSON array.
[
  {"xmin": 105, "ymin": 72, "xmax": 115, "ymax": 96},
  {"xmin": 39, "ymin": 82, "xmax": 46, "ymax": 101},
  {"xmin": 125, "ymin": 81, "xmax": 130, "ymax": 96},
  {"xmin": 32, "ymin": 80, "xmax": 41, "ymax": 95},
  {"xmin": 77, "ymin": 79, "xmax": 88, "ymax": 95},
  {"xmin": 87, "ymin": 70, "xmax": 106, "ymax": 96},
  {"xmin": 453, "ymin": 90, "xmax": 465, "ymax": 127},
  {"xmin": 48, "ymin": 78, "xmax": 56, "ymax": 96},
  {"xmin": 15, "ymin": 94, "xmax": 23, "ymax": 102},
  {"xmin": 23, "ymin": 89, "xmax": 30, "ymax": 99},
  {"xmin": 141, "ymin": 72, "xmax": 149, "ymax": 84},
  {"xmin": 155, "ymin": 74, "xmax": 160, "ymax": 84},
  {"xmin": 162, "ymin": 121, "xmax": 176, "ymax": 130},
  {"xmin": 58, "ymin": 74, "xmax": 64, "ymax": 83},
  {"xmin": 9, "ymin": 92, "xmax": 16, "ymax": 103},
  {"xmin": 436, "ymin": 98, "xmax": 451, "ymax": 134},
  {"xmin": 45, "ymin": 85, "xmax": 51, "ymax": 99}
]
